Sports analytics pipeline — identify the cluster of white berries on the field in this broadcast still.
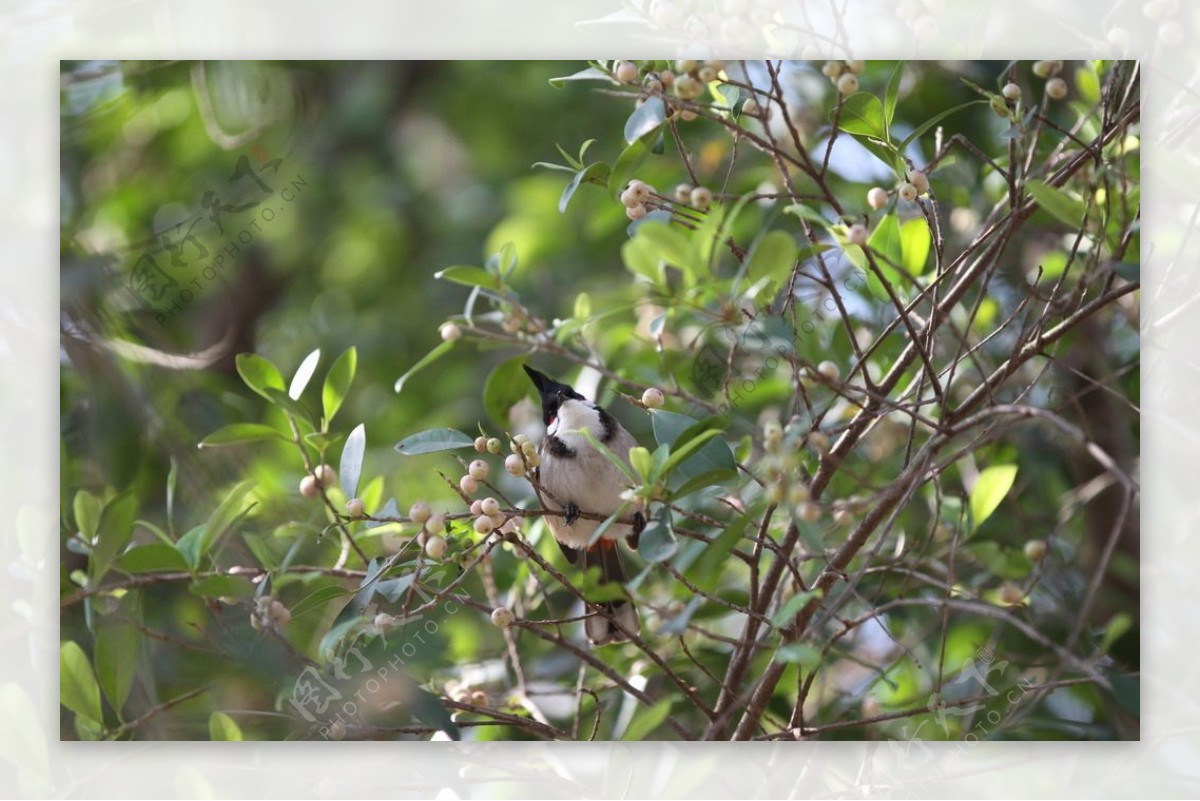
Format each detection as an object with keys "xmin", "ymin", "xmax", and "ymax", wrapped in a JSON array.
[
  {"xmin": 250, "ymin": 595, "xmax": 291, "ymax": 631},
  {"xmin": 469, "ymin": 496, "xmax": 506, "ymax": 536},
  {"xmin": 620, "ymin": 179, "xmax": 655, "ymax": 221},
  {"xmin": 821, "ymin": 59, "xmax": 865, "ymax": 95},
  {"xmin": 299, "ymin": 464, "xmax": 336, "ymax": 498},
  {"xmin": 444, "ymin": 679, "xmax": 489, "ymax": 707},
  {"xmin": 760, "ymin": 419, "xmax": 824, "ymax": 523},
  {"xmin": 896, "ymin": 168, "xmax": 929, "ymax": 203},
  {"xmin": 406, "ymin": 500, "xmax": 447, "ymax": 559},
  {"xmin": 503, "ymin": 433, "xmax": 540, "ymax": 477},
  {"xmin": 673, "ymin": 182, "xmax": 713, "ymax": 211},
  {"xmin": 1032, "ymin": 60, "xmax": 1068, "ymax": 101}
]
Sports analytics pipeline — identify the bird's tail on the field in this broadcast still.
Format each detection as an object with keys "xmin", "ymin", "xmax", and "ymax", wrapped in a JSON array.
[{"xmin": 582, "ymin": 542, "xmax": 639, "ymax": 645}]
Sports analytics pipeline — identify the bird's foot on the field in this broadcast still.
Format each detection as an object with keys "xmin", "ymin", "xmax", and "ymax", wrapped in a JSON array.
[{"xmin": 564, "ymin": 503, "xmax": 580, "ymax": 525}]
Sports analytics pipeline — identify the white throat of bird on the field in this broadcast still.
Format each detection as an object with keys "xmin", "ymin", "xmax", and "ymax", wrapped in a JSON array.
[{"xmin": 547, "ymin": 398, "xmax": 603, "ymax": 441}]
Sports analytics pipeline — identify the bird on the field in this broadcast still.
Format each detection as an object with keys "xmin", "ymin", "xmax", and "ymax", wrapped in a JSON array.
[{"xmin": 523, "ymin": 365, "xmax": 644, "ymax": 645}]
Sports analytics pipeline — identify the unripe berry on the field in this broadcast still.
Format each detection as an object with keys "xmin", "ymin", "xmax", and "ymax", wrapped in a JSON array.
[
  {"xmin": 470, "ymin": 690, "xmax": 488, "ymax": 707},
  {"xmin": 491, "ymin": 606, "xmax": 515, "ymax": 628},
  {"xmin": 299, "ymin": 475, "xmax": 320, "ymax": 498},
  {"xmin": 833, "ymin": 508, "xmax": 854, "ymax": 527},
  {"xmin": 424, "ymin": 513, "xmax": 445, "ymax": 535},
  {"xmin": 474, "ymin": 515, "xmax": 495, "ymax": 535},
  {"xmin": 846, "ymin": 60, "xmax": 866, "ymax": 74},
  {"xmin": 795, "ymin": 501, "xmax": 822, "ymax": 522},
  {"xmin": 676, "ymin": 59, "xmax": 699, "ymax": 74},
  {"xmin": 525, "ymin": 451, "xmax": 541, "ymax": 468},
  {"xmin": 659, "ymin": 69, "xmax": 675, "ymax": 87},
  {"xmin": 788, "ymin": 483, "xmax": 811, "ymax": 504},
  {"xmin": 1023, "ymin": 539, "xmax": 1047, "ymax": 561},
  {"xmin": 847, "ymin": 223, "xmax": 868, "ymax": 246},
  {"xmin": 817, "ymin": 360, "xmax": 841, "ymax": 381},
  {"xmin": 1032, "ymin": 59, "xmax": 1062, "ymax": 78},
  {"xmin": 679, "ymin": 109, "xmax": 698, "ymax": 122},
  {"xmin": 674, "ymin": 74, "xmax": 703, "ymax": 100},
  {"xmin": 898, "ymin": 182, "xmax": 918, "ymax": 202},
  {"xmin": 346, "ymin": 498, "xmax": 365, "ymax": 517},
  {"xmin": 998, "ymin": 581, "xmax": 1024, "ymax": 605},
  {"xmin": 907, "ymin": 169, "xmax": 929, "ymax": 195},
  {"xmin": 474, "ymin": 436, "xmax": 488, "ymax": 453},
  {"xmin": 486, "ymin": 437, "xmax": 502, "ymax": 454},
  {"xmin": 836, "ymin": 72, "xmax": 859, "ymax": 95},
  {"xmin": 821, "ymin": 60, "xmax": 843, "ymax": 78},
  {"xmin": 641, "ymin": 387, "xmax": 665, "ymax": 409},
  {"xmin": 626, "ymin": 204, "xmax": 648, "ymax": 221},
  {"xmin": 616, "ymin": 61, "xmax": 638, "ymax": 83},
  {"xmin": 440, "ymin": 322, "xmax": 462, "ymax": 342},
  {"xmin": 481, "ymin": 497, "xmax": 501, "ymax": 517},
  {"xmin": 521, "ymin": 441, "xmax": 538, "ymax": 459},
  {"xmin": 459, "ymin": 474, "xmax": 478, "ymax": 495},
  {"xmin": 706, "ymin": 59, "xmax": 726, "ymax": 71},
  {"xmin": 1045, "ymin": 77, "xmax": 1068, "ymax": 100},
  {"xmin": 808, "ymin": 431, "xmax": 831, "ymax": 452},
  {"xmin": 314, "ymin": 464, "xmax": 336, "ymax": 488},
  {"xmin": 470, "ymin": 499, "xmax": 484, "ymax": 516},
  {"xmin": 512, "ymin": 433, "xmax": 529, "ymax": 447},
  {"xmin": 674, "ymin": 183, "xmax": 693, "ymax": 203},
  {"xmin": 269, "ymin": 599, "xmax": 291, "ymax": 627},
  {"xmin": 698, "ymin": 65, "xmax": 718, "ymax": 83},
  {"xmin": 424, "ymin": 535, "xmax": 446, "ymax": 559},
  {"xmin": 409, "ymin": 501, "xmax": 432, "ymax": 523},
  {"xmin": 1001, "ymin": 82, "xmax": 1021, "ymax": 102},
  {"xmin": 867, "ymin": 187, "xmax": 888, "ymax": 210},
  {"xmin": 468, "ymin": 459, "xmax": 490, "ymax": 481},
  {"xmin": 690, "ymin": 186, "xmax": 713, "ymax": 210},
  {"xmin": 505, "ymin": 453, "xmax": 525, "ymax": 476}
]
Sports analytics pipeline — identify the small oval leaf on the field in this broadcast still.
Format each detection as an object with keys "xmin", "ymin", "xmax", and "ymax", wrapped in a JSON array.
[
  {"xmin": 199, "ymin": 423, "xmax": 284, "ymax": 448},
  {"xmin": 289, "ymin": 349, "xmax": 321, "ymax": 400},
  {"xmin": 969, "ymin": 464, "xmax": 1019, "ymax": 532},
  {"xmin": 340, "ymin": 424, "xmax": 367, "ymax": 499},
  {"xmin": 322, "ymin": 347, "xmax": 357, "ymax": 425},
  {"xmin": 235, "ymin": 353, "xmax": 286, "ymax": 401},
  {"xmin": 394, "ymin": 428, "xmax": 476, "ymax": 456}
]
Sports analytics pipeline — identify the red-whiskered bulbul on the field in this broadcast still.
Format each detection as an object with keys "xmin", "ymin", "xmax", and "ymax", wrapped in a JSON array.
[{"xmin": 523, "ymin": 365, "xmax": 643, "ymax": 645}]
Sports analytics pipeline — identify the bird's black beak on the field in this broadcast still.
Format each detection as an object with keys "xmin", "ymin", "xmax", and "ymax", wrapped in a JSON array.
[{"xmin": 524, "ymin": 364, "xmax": 552, "ymax": 397}]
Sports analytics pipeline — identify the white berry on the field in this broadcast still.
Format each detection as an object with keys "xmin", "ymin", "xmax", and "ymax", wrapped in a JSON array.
[
  {"xmin": 314, "ymin": 464, "xmax": 336, "ymax": 488},
  {"xmin": 346, "ymin": 498, "xmax": 365, "ymax": 517},
  {"xmin": 898, "ymin": 182, "xmax": 918, "ymax": 202},
  {"xmin": 641, "ymin": 387, "xmax": 665, "ymax": 409},
  {"xmin": 817, "ymin": 360, "xmax": 841, "ymax": 381},
  {"xmin": 473, "ymin": 515, "xmax": 495, "ymax": 535},
  {"xmin": 409, "ymin": 501, "xmax": 432, "ymax": 523},
  {"xmin": 1045, "ymin": 77, "xmax": 1068, "ymax": 100},
  {"xmin": 867, "ymin": 187, "xmax": 888, "ymax": 210},
  {"xmin": 1023, "ymin": 539, "xmax": 1047, "ymax": 561},
  {"xmin": 690, "ymin": 186, "xmax": 713, "ymax": 210},
  {"xmin": 836, "ymin": 72, "xmax": 859, "ymax": 95},
  {"xmin": 481, "ymin": 497, "xmax": 501, "ymax": 517},
  {"xmin": 504, "ymin": 453, "xmax": 525, "ymax": 476},
  {"xmin": 846, "ymin": 60, "xmax": 866, "ymax": 75},
  {"xmin": 491, "ymin": 607, "xmax": 515, "ymax": 628},
  {"xmin": 468, "ymin": 459, "xmax": 490, "ymax": 481},
  {"xmin": 907, "ymin": 169, "xmax": 929, "ymax": 195},
  {"xmin": 998, "ymin": 581, "xmax": 1024, "ymax": 605},
  {"xmin": 424, "ymin": 513, "xmax": 445, "ymax": 535},
  {"xmin": 473, "ymin": 436, "xmax": 488, "ymax": 453},
  {"xmin": 440, "ymin": 322, "xmax": 462, "ymax": 342},
  {"xmin": 459, "ymin": 475, "xmax": 478, "ymax": 495},
  {"xmin": 674, "ymin": 183, "xmax": 693, "ymax": 203},
  {"xmin": 847, "ymin": 224, "xmax": 868, "ymax": 246},
  {"xmin": 1001, "ymin": 82, "xmax": 1021, "ymax": 102},
  {"xmin": 626, "ymin": 204, "xmax": 648, "ymax": 221},
  {"xmin": 424, "ymin": 535, "xmax": 446, "ymax": 559},
  {"xmin": 299, "ymin": 475, "xmax": 320, "ymax": 498},
  {"xmin": 616, "ymin": 61, "xmax": 638, "ymax": 83}
]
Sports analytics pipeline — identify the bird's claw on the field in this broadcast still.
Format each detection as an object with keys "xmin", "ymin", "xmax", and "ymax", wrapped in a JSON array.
[{"xmin": 564, "ymin": 503, "xmax": 580, "ymax": 525}]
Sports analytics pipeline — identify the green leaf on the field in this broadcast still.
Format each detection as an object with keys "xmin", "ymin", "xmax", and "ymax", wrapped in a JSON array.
[
  {"xmin": 60, "ymin": 641, "xmax": 102, "ymax": 727},
  {"xmin": 969, "ymin": 464, "xmax": 1018, "ymax": 531},
  {"xmin": 883, "ymin": 62, "xmax": 904, "ymax": 130},
  {"xmin": 340, "ymin": 424, "xmax": 367, "ymax": 499},
  {"xmin": 622, "ymin": 699, "xmax": 673, "ymax": 741},
  {"xmin": 899, "ymin": 100, "xmax": 984, "ymax": 150},
  {"xmin": 200, "ymin": 480, "xmax": 256, "ymax": 560},
  {"xmin": 868, "ymin": 213, "xmax": 903, "ymax": 268},
  {"xmin": 322, "ymin": 347, "xmax": 357, "ymax": 425},
  {"xmin": 777, "ymin": 643, "xmax": 823, "ymax": 670},
  {"xmin": 209, "ymin": 712, "xmax": 243, "ymax": 741},
  {"xmin": 609, "ymin": 133, "xmax": 653, "ymax": 201},
  {"xmin": 687, "ymin": 514, "xmax": 751, "ymax": 593},
  {"xmin": 772, "ymin": 589, "xmax": 824, "ymax": 628},
  {"xmin": 434, "ymin": 265, "xmax": 501, "ymax": 290},
  {"xmin": 291, "ymin": 585, "xmax": 349, "ymax": 619},
  {"xmin": 559, "ymin": 162, "xmax": 611, "ymax": 213},
  {"xmin": 175, "ymin": 525, "xmax": 206, "ymax": 571},
  {"xmin": 235, "ymin": 353, "xmax": 285, "ymax": 402},
  {"xmin": 95, "ymin": 594, "xmax": 139, "ymax": 715},
  {"xmin": 73, "ymin": 490, "xmax": 102, "ymax": 541},
  {"xmin": 835, "ymin": 92, "xmax": 887, "ymax": 139},
  {"xmin": 304, "ymin": 431, "xmax": 343, "ymax": 451},
  {"xmin": 1026, "ymin": 180, "xmax": 1087, "ymax": 230},
  {"xmin": 629, "ymin": 446, "xmax": 654, "ymax": 481},
  {"xmin": 549, "ymin": 66, "xmax": 610, "ymax": 88},
  {"xmin": 900, "ymin": 217, "xmax": 932, "ymax": 275},
  {"xmin": 624, "ymin": 96, "xmax": 666, "ymax": 144},
  {"xmin": 394, "ymin": 340, "xmax": 455, "ymax": 394},
  {"xmin": 483, "ymin": 356, "xmax": 533, "ymax": 429},
  {"xmin": 264, "ymin": 387, "xmax": 315, "ymax": 425},
  {"xmin": 394, "ymin": 428, "xmax": 476, "ymax": 456},
  {"xmin": 745, "ymin": 230, "xmax": 799, "ymax": 286},
  {"xmin": 1075, "ymin": 64, "xmax": 1100, "ymax": 104},
  {"xmin": 576, "ymin": 428, "xmax": 640, "ymax": 485},
  {"xmin": 289, "ymin": 349, "xmax": 321, "ymax": 400},
  {"xmin": 650, "ymin": 410, "xmax": 737, "ymax": 491},
  {"xmin": 406, "ymin": 682, "xmax": 460, "ymax": 740},
  {"xmin": 91, "ymin": 491, "xmax": 138, "ymax": 579},
  {"xmin": 638, "ymin": 507, "xmax": 679, "ymax": 563},
  {"xmin": 659, "ymin": 429, "xmax": 724, "ymax": 478},
  {"xmin": 198, "ymin": 423, "xmax": 284, "ymax": 448},
  {"xmin": 114, "ymin": 543, "xmax": 189, "ymax": 573}
]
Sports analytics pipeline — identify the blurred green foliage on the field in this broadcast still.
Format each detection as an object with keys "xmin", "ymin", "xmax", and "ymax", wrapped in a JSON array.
[{"xmin": 60, "ymin": 59, "xmax": 1138, "ymax": 742}]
